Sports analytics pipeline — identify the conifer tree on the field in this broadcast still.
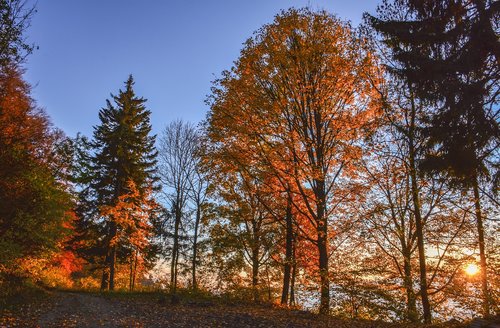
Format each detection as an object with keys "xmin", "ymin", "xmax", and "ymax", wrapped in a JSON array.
[
  {"xmin": 366, "ymin": 0, "xmax": 499, "ymax": 319},
  {"xmin": 84, "ymin": 75, "xmax": 158, "ymax": 290}
]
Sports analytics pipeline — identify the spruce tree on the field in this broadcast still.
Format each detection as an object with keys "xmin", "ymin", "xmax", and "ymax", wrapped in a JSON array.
[
  {"xmin": 89, "ymin": 75, "xmax": 158, "ymax": 290},
  {"xmin": 366, "ymin": 0, "xmax": 499, "ymax": 319},
  {"xmin": 366, "ymin": 0, "xmax": 498, "ymax": 182}
]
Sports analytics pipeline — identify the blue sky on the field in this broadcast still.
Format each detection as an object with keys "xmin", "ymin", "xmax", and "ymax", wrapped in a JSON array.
[{"xmin": 24, "ymin": 1, "xmax": 379, "ymax": 137}]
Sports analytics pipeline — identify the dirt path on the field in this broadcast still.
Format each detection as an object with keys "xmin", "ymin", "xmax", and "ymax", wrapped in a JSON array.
[
  {"xmin": 35, "ymin": 291, "xmax": 287, "ymax": 328},
  {"xmin": 4, "ymin": 290, "xmax": 486, "ymax": 327},
  {"xmin": 38, "ymin": 292, "xmax": 128, "ymax": 327}
]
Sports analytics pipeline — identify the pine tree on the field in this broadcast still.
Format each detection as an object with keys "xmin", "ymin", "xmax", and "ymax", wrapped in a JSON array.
[{"xmin": 85, "ymin": 75, "xmax": 158, "ymax": 290}]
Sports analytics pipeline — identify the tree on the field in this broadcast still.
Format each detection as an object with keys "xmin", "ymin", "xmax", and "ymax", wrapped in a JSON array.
[
  {"xmin": 366, "ymin": 0, "xmax": 499, "ymax": 317},
  {"xmin": 0, "ymin": 0, "xmax": 35, "ymax": 67},
  {"xmin": 358, "ymin": 119, "xmax": 476, "ymax": 321},
  {"xmin": 187, "ymin": 133, "xmax": 209, "ymax": 290},
  {"xmin": 100, "ymin": 180, "xmax": 157, "ymax": 291},
  {"xmin": 0, "ymin": 65, "xmax": 72, "ymax": 272},
  {"xmin": 211, "ymin": 170, "xmax": 278, "ymax": 301},
  {"xmin": 158, "ymin": 120, "xmax": 198, "ymax": 293},
  {"xmin": 77, "ymin": 75, "xmax": 158, "ymax": 291},
  {"xmin": 206, "ymin": 8, "xmax": 381, "ymax": 313}
]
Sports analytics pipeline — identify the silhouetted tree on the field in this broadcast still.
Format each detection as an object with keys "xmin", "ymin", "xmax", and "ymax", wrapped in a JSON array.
[
  {"xmin": 0, "ymin": 0, "xmax": 35, "ymax": 67},
  {"xmin": 366, "ymin": 0, "xmax": 499, "ymax": 318},
  {"xmin": 158, "ymin": 120, "xmax": 197, "ymax": 293}
]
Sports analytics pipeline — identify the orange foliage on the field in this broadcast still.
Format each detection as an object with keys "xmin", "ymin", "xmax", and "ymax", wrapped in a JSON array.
[{"xmin": 206, "ymin": 9, "xmax": 384, "ymax": 312}]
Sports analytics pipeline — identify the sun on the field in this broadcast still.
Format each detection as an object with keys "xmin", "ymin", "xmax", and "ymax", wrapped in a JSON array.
[{"xmin": 465, "ymin": 263, "xmax": 479, "ymax": 276}]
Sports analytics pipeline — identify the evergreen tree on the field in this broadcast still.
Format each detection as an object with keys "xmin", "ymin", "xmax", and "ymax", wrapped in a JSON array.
[
  {"xmin": 81, "ymin": 75, "xmax": 158, "ymax": 290},
  {"xmin": 367, "ymin": 0, "xmax": 499, "ymax": 182},
  {"xmin": 366, "ymin": 0, "xmax": 499, "ymax": 319}
]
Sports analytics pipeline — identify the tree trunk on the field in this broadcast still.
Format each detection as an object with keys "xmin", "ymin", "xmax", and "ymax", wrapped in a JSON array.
[
  {"xmin": 251, "ymin": 234, "xmax": 260, "ymax": 302},
  {"xmin": 316, "ymin": 180, "xmax": 329, "ymax": 315},
  {"xmin": 132, "ymin": 251, "xmax": 138, "ymax": 290},
  {"xmin": 408, "ymin": 93, "xmax": 431, "ymax": 323},
  {"xmin": 101, "ymin": 259, "xmax": 109, "ymax": 291},
  {"xmin": 281, "ymin": 193, "xmax": 293, "ymax": 305},
  {"xmin": 108, "ymin": 222, "xmax": 117, "ymax": 291},
  {"xmin": 266, "ymin": 265, "xmax": 272, "ymax": 301},
  {"xmin": 472, "ymin": 174, "xmax": 490, "ymax": 317},
  {"xmin": 318, "ymin": 231, "xmax": 329, "ymax": 315},
  {"xmin": 109, "ymin": 246, "xmax": 116, "ymax": 291},
  {"xmin": 129, "ymin": 250, "xmax": 138, "ymax": 292},
  {"xmin": 170, "ymin": 202, "xmax": 181, "ymax": 293},
  {"xmin": 402, "ymin": 247, "xmax": 418, "ymax": 322},
  {"xmin": 252, "ymin": 256, "xmax": 259, "ymax": 302},
  {"xmin": 192, "ymin": 205, "xmax": 201, "ymax": 290},
  {"xmin": 129, "ymin": 253, "xmax": 134, "ymax": 292},
  {"xmin": 290, "ymin": 238, "xmax": 296, "ymax": 306}
]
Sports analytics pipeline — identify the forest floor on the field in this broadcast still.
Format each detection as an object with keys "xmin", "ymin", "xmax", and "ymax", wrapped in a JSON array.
[{"xmin": 0, "ymin": 289, "xmax": 498, "ymax": 328}]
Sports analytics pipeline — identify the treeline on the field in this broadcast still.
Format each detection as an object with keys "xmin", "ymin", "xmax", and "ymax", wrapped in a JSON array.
[{"xmin": 0, "ymin": 0, "xmax": 498, "ymax": 324}]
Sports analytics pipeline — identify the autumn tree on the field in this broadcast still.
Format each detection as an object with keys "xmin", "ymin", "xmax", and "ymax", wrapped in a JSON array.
[
  {"xmin": 206, "ymin": 8, "xmax": 381, "ymax": 313},
  {"xmin": 210, "ymin": 169, "xmax": 278, "ymax": 301},
  {"xmin": 75, "ymin": 75, "xmax": 158, "ymax": 291},
  {"xmin": 100, "ymin": 181, "xmax": 157, "ymax": 291},
  {"xmin": 0, "ymin": 65, "xmax": 72, "ymax": 274}
]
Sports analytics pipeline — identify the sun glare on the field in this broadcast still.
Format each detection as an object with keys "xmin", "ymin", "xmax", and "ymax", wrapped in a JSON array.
[{"xmin": 465, "ymin": 263, "xmax": 479, "ymax": 276}]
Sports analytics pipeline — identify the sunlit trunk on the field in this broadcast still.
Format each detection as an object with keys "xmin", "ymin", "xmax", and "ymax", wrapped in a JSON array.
[
  {"xmin": 129, "ymin": 253, "xmax": 134, "ymax": 292},
  {"xmin": 132, "ymin": 251, "xmax": 138, "ymax": 290},
  {"xmin": 101, "ymin": 255, "xmax": 110, "ymax": 291}
]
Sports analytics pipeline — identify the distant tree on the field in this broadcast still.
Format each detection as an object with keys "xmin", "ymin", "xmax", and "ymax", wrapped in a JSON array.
[
  {"xmin": 75, "ymin": 76, "xmax": 158, "ymax": 291},
  {"xmin": 158, "ymin": 120, "xmax": 197, "ymax": 293},
  {"xmin": 366, "ymin": 0, "xmax": 499, "ymax": 317},
  {"xmin": 186, "ymin": 133, "xmax": 209, "ymax": 290}
]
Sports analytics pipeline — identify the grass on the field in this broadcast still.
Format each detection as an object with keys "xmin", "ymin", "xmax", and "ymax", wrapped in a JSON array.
[{"xmin": 0, "ymin": 278, "xmax": 48, "ymax": 311}]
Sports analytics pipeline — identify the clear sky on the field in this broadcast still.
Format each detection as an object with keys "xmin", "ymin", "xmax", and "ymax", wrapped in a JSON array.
[{"xmin": 24, "ymin": 1, "xmax": 380, "ymax": 138}]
